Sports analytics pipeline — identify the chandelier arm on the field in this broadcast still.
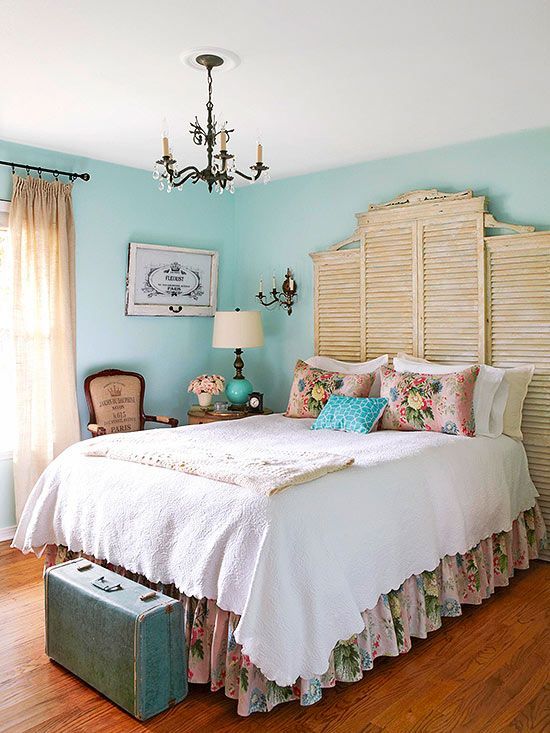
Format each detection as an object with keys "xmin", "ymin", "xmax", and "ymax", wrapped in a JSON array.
[
  {"xmin": 172, "ymin": 167, "xmax": 201, "ymax": 186},
  {"xmin": 173, "ymin": 164, "xmax": 201, "ymax": 179},
  {"xmin": 234, "ymin": 168, "xmax": 254, "ymax": 182},
  {"xmin": 235, "ymin": 164, "xmax": 269, "ymax": 182}
]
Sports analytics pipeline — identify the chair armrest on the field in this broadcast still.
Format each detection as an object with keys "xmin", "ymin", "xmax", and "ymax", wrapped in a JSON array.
[
  {"xmin": 88, "ymin": 423, "xmax": 107, "ymax": 437},
  {"xmin": 145, "ymin": 415, "xmax": 179, "ymax": 428}
]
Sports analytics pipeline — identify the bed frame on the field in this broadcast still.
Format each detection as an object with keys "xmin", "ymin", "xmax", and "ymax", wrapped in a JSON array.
[{"xmin": 310, "ymin": 189, "xmax": 549, "ymax": 559}]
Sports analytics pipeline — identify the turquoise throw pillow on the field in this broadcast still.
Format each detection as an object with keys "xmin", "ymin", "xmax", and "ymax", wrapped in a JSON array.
[{"xmin": 311, "ymin": 395, "xmax": 388, "ymax": 434}]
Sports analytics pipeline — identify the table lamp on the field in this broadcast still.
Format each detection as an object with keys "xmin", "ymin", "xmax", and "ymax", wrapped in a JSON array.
[{"xmin": 212, "ymin": 309, "xmax": 264, "ymax": 406}]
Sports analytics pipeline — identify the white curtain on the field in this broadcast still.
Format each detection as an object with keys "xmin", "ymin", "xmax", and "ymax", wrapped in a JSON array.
[{"xmin": 9, "ymin": 175, "xmax": 80, "ymax": 519}]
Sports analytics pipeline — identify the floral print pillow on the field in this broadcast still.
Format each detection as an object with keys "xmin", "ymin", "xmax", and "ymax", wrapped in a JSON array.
[
  {"xmin": 379, "ymin": 365, "xmax": 479, "ymax": 436},
  {"xmin": 285, "ymin": 360, "xmax": 374, "ymax": 418}
]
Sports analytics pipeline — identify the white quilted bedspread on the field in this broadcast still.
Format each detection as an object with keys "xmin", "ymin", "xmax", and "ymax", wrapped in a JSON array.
[{"xmin": 13, "ymin": 414, "xmax": 538, "ymax": 686}]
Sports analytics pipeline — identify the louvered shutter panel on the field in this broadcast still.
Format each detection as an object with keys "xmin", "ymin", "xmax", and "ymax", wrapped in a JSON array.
[
  {"xmin": 364, "ymin": 222, "xmax": 415, "ymax": 358},
  {"xmin": 313, "ymin": 250, "xmax": 362, "ymax": 360},
  {"xmin": 419, "ymin": 215, "xmax": 484, "ymax": 363},
  {"xmin": 486, "ymin": 233, "xmax": 550, "ymax": 560}
]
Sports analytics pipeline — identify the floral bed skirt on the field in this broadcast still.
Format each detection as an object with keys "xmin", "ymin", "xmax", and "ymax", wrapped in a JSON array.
[{"xmin": 44, "ymin": 504, "xmax": 546, "ymax": 717}]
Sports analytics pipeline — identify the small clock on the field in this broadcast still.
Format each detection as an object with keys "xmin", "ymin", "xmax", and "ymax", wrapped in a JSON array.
[{"xmin": 247, "ymin": 392, "xmax": 264, "ymax": 413}]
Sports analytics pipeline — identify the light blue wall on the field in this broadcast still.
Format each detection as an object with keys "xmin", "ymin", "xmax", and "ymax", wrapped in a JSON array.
[
  {"xmin": 0, "ymin": 458, "xmax": 15, "ymax": 529},
  {"xmin": 0, "ymin": 139, "xmax": 236, "ymax": 529},
  {"xmin": 234, "ymin": 127, "xmax": 550, "ymax": 412},
  {"xmin": 2, "ymin": 126, "xmax": 550, "ymax": 530}
]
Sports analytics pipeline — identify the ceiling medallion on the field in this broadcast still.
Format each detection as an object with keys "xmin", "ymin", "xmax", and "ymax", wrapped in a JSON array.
[
  {"xmin": 179, "ymin": 46, "xmax": 241, "ymax": 72},
  {"xmin": 153, "ymin": 53, "xmax": 270, "ymax": 194}
]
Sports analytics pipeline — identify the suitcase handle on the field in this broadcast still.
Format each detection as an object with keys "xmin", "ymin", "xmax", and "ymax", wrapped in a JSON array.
[{"xmin": 92, "ymin": 576, "xmax": 123, "ymax": 593}]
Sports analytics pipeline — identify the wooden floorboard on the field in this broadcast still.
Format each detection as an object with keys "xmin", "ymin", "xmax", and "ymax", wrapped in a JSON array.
[{"xmin": 0, "ymin": 542, "xmax": 548, "ymax": 732}]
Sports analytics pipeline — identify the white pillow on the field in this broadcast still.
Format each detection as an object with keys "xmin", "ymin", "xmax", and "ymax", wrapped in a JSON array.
[
  {"xmin": 393, "ymin": 354, "xmax": 505, "ymax": 438},
  {"xmin": 501, "ymin": 365, "xmax": 535, "ymax": 440},
  {"xmin": 487, "ymin": 378, "xmax": 509, "ymax": 437},
  {"xmin": 305, "ymin": 354, "xmax": 389, "ymax": 396}
]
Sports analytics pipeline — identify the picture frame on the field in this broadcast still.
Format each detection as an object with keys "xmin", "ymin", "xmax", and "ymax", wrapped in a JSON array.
[{"xmin": 125, "ymin": 242, "xmax": 218, "ymax": 317}]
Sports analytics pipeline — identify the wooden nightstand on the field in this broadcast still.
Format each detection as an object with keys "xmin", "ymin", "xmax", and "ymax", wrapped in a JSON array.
[{"xmin": 187, "ymin": 406, "xmax": 274, "ymax": 425}]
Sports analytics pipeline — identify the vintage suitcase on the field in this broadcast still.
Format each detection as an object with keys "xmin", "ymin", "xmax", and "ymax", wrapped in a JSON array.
[{"xmin": 45, "ymin": 558, "xmax": 187, "ymax": 720}]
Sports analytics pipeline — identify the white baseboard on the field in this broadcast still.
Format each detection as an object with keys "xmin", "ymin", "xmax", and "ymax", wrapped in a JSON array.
[{"xmin": 0, "ymin": 525, "xmax": 15, "ymax": 542}]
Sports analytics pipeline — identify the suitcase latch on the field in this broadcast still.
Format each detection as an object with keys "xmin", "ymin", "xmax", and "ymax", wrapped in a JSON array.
[{"xmin": 92, "ymin": 576, "xmax": 123, "ymax": 593}]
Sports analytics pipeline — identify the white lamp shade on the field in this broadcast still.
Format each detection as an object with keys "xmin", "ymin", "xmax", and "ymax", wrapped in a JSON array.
[{"xmin": 212, "ymin": 310, "xmax": 264, "ymax": 349}]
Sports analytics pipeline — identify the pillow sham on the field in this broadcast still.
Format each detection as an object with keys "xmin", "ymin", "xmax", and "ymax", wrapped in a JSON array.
[
  {"xmin": 393, "ymin": 354, "xmax": 504, "ymax": 438},
  {"xmin": 285, "ymin": 360, "xmax": 374, "ymax": 419},
  {"xmin": 394, "ymin": 354, "xmax": 534, "ymax": 440},
  {"xmin": 305, "ymin": 354, "xmax": 388, "ymax": 397},
  {"xmin": 380, "ymin": 365, "xmax": 479, "ymax": 436},
  {"xmin": 311, "ymin": 395, "xmax": 388, "ymax": 434}
]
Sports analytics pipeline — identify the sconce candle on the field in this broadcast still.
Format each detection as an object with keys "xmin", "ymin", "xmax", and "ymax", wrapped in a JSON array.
[{"xmin": 256, "ymin": 268, "xmax": 297, "ymax": 316}]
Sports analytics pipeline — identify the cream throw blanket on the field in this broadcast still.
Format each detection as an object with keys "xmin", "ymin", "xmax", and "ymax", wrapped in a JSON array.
[{"xmin": 84, "ymin": 441, "xmax": 354, "ymax": 495}]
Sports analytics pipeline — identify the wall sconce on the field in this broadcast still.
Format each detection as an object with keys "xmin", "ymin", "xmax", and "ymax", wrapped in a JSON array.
[{"xmin": 256, "ymin": 268, "xmax": 297, "ymax": 316}]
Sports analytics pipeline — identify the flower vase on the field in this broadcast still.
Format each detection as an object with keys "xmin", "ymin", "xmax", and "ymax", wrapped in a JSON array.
[{"xmin": 197, "ymin": 392, "xmax": 212, "ymax": 409}]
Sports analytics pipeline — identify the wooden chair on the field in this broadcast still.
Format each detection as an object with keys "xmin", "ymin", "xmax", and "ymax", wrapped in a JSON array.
[{"xmin": 84, "ymin": 369, "xmax": 178, "ymax": 437}]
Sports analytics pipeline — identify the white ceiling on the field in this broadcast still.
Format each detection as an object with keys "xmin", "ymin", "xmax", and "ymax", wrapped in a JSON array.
[{"xmin": 2, "ymin": 0, "xmax": 550, "ymax": 181}]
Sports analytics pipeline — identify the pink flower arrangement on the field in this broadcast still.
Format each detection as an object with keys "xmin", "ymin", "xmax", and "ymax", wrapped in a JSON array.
[{"xmin": 187, "ymin": 374, "xmax": 225, "ymax": 395}]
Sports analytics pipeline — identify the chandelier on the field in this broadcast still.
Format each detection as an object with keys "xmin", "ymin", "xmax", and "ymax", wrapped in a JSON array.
[{"xmin": 153, "ymin": 53, "xmax": 270, "ymax": 194}]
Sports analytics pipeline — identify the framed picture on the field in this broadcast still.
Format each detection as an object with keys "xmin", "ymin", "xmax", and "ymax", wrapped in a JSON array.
[{"xmin": 125, "ymin": 242, "xmax": 218, "ymax": 317}]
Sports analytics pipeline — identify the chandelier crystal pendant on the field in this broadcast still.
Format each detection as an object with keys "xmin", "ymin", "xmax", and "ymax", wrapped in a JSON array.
[{"xmin": 153, "ymin": 54, "xmax": 270, "ymax": 194}]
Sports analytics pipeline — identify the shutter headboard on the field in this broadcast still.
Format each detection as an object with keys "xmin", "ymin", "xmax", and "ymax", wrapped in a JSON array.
[{"xmin": 310, "ymin": 189, "xmax": 550, "ymax": 559}]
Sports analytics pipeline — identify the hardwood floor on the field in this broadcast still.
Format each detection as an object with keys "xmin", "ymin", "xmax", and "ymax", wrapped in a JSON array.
[{"xmin": 1, "ymin": 543, "xmax": 549, "ymax": 733}]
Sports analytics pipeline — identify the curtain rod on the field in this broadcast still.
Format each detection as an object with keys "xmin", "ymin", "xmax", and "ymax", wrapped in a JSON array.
[{"xmin": 0, "ymin": 160, "xmax": 90, "ymax": 182}]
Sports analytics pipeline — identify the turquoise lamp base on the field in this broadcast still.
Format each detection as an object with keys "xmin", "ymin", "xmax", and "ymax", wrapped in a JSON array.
[{"xmin": 226, "ymin": 378, "xmax": 253, "ymax": 406}]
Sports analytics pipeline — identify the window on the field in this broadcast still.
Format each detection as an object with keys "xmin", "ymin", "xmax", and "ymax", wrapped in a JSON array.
[{"xmin": 0, "ymin": 200, "xmax": 14, "ymax": 456}]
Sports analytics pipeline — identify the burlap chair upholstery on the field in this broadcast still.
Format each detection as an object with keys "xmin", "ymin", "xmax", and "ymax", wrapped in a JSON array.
[
  {"xmin": 87, "ymin": 374, "xmax": 143, "ymax": 434},
  {"xmin": 84, "ymin": 369, "xmax": 178, "ymax": 436}
]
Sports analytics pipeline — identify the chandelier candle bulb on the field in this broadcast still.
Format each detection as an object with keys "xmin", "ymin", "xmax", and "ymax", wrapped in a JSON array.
[
  {"xmin": 260, "ymin": 277, "xmax": 263, "ymax": 294},
  {"xmin": 220, "ymin": 130, "xmax": 227, "ymax": 151},
  {"xmin": 162, "ymin": 136, "xmax": 170, "ymax": 157},
  {"xmin": 272, "ymin": 273, "xmax": 276, "ymax": 290},
  {"xmin": 257, "ymin": 143, "xmax": 263, "ymax": 163}
]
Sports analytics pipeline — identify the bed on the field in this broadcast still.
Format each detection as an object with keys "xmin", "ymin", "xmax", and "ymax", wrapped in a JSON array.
[
  {"xmin": 13, "ymin": 414, "xmax": 546, "ymax": 715},
  {"xmin": 12, "ymin": 188, "xmax": 550, "ymax": 716}
]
